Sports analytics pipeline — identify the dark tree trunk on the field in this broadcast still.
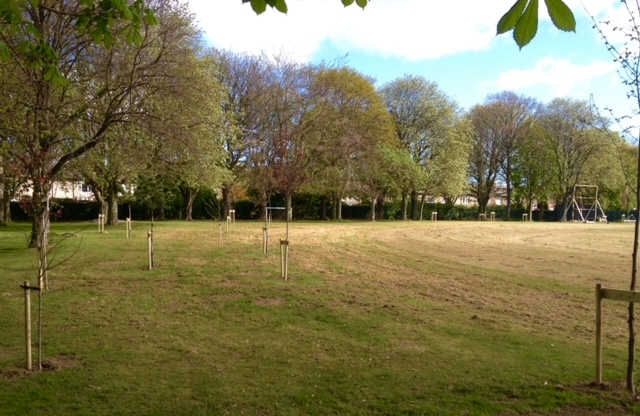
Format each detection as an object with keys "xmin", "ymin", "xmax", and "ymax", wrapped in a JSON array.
[
  {"xmin": 505, "ymin": 171, "xmax": 512, "ymax": 221},
  {"xmin": 106, "ymin": 182, "xmax": 119, "ymax": 225},
  {"xmin": 320, "ymin": 195, "xmax": 327, "ymax": 220},
  {"xmin": 331, "ymin": 193, "xmax": 338, "ymax": 221},
  {"xmin": 376, "ymin": 194, "xmax": 384, "ymax": 220},
  {"xmin": 222, "ymin": 184, "xmax": 232, "ymax": 219},
  {"xmin": 184, "ymin": 187, "xmax": 200, "ymax": 221},
  {"xmin": 410, "ymin": 190, "xmax": 419, "ymax": 220},
  {"xmin": 0, "ymin": 194, "xmax": 8, "ymax": 226},
  {"xmin": 337, "ymin": 195, "xmax": 343, "ymax": 221}
]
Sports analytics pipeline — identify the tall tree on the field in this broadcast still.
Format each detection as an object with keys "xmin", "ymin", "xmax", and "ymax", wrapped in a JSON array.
[
  {"xmin": 538, "ymin": 98, "xmax": 607, "ymax": 218},
  {"xmin": 143, "ymin": 51, "xmax": 229, "ymax": 221},
  {"xmin": 0, "ymin": 0, "xmax": 198, "ymax": 247},
  {"xmin": 511, "ymin": 121, "xmax": 555, "ymax": 219},
  {"xmin": 306, "ymin": 65, "xmax": 397, "ymax": 220},
  {"xmin": 468, "ymin": 104, "xmax": 504, "ymax": 215},
  {"xmin": 476, "ymin": 91, "xmax": 539, "ymax": 220},
  {"xmin": 380, "ymin": 75, "xmax": 460, "ymax": 220},
  {"xmin": 214, "ymin": 50, "xmax": 269, "ymax": 218}
]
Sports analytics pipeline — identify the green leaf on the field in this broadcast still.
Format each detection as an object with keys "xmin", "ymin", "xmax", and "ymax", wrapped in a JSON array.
[
  {"xmin": 544, "ymin": 0, "xmax": 575, "ymax": 32},
  {"xmin": 249, "ymin": 0, "xmax": 267, "ymax": 14},
  {"xmin": 0, "ymin": 43, "xmax": 11, "ymax": 61},
  {"xmin": 514, "ymin": 0, "xmax": 538, "ymax": 49},
  {"xmin": 273, "ymin": 0, "xmax": 287, "ymax": 13},
  {"xmin": 497, "ymin": 0, "xmax": 528, "ymax": 35},
  {"xmin": 355, "ymin": 0, "xmax": 367, "ymax": 8},
  {"xmin": 342, "ymin": 0, "xmax": 355, "ymax": 6},
  {"xmin": 143, "ymin": 9, "xmax": 157, "ymax": 26}
]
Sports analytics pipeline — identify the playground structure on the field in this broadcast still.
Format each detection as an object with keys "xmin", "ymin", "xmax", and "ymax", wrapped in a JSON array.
[{"xmin": 561, "ymin": 185, "xmax": 607, "ymax": 223}]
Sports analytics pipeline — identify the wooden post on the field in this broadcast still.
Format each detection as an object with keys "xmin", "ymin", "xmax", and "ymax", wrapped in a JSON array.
[
  {"xmin": 596, "ymin": 283, "xmax": 603, "ymax": 384},
  {"xmin": 147, "ymin": 231, "xmax": 153, "ymax": 271},
  {"xmin": 218, "ymin": 223, "xmax": 222, "ymax": 245},
  {"xmin": 22, "ymin": 281, "xmax": 32, "ymax": 371},
  {"xmin": 98, "ymin": 214, "xmax": 102, "ymax": 233},
  {"xmin": 622, "ymin": 214, "xmax": 626, "ymax": 222},
  {"xmin": 226, "ymin": 216, "xmax": 230, "ymax": 234},
  {"xmin": 431, "ymin": 212, "xmax": 437, "ymax": 221},
  {"xmin": 478, "ymin": 213, "xmax": 485, "ymax": 221},
  {"xmin": 280, "ymin": 239, "xmax": 289, "ymax": 280},
  {"xmin": 490, "ymin": 211, "xmax": 496, "ymax": 221},
  {"xmin": 263, "ymin": 227, "xmax": 268, "ymax": 254},
  {"xmin": 126, "ymin": 218, "xmax": 131, "ymax": 238},
  {"xmin": 523, "ymin": 213, "xmax": 528, "ymax": 222},
  {"xmin": 229, "ymin": 209, "xmax": 236, "ymax": 223}
]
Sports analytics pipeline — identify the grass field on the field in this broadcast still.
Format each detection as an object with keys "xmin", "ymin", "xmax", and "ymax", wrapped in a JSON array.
[{"xmin": 1, "ymin": 219, "xmax": 640, "ymax": 415}]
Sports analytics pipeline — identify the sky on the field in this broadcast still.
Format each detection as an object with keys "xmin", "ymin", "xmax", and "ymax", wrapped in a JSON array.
[{"xmin": 186, "ymin": 0, "xmax": 635, "ymax": 126}]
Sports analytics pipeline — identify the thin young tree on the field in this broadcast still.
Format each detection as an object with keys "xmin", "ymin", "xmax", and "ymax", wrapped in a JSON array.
[{"xmin": 592, "ymin": 1, "xmax": 640, "ymax": 393}]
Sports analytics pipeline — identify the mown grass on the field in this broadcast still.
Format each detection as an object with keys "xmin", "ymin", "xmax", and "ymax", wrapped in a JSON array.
[{"xmin": 0, "ymin": 220, "xmax": 639, "ymax": 415}]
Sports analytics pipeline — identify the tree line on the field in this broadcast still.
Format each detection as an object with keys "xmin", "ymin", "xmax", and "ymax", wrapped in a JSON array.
[{"xmin": 0, "ymin": 0, "xmax": 636, "ymax": 240}]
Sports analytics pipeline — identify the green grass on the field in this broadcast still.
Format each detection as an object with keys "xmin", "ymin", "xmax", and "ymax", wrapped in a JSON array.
[{"xmin": 0, "ymin": 220, "xmax": 639, "ymax": 415}]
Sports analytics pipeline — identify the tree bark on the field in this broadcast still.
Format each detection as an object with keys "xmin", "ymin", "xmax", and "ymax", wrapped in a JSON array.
[
  {"xmin": 320, "ymin": 195, "xmax": 327, "ymax": 220},
  {"xmin": 106, "ymin": 183, "xmax": 119, "ymax": 225},
  {"xmin": 376, "ymin": 194, "xmax": 384, "ymax": 220},
  {"xmin": 370, "ymin": 196, "xmax": 377, "ymax": 222},
  {"xmin": 410, "ymin": 190, "xmax": 419, "ymax": 220},
  {"xmin": 626, "ymin": 144, "xmax": 640, "ymax": 393},
  {"xmin": 222, "ymin": 184, "xmax": 232, "ymax": 219},
  {"xmin": 331, "ymin": 193, "xmax": 338, "ymax": 221},
  {"xmin": 419, "ymin": 193, "xmax": 427, "ymax": 221},
  {"xmin": 184, "ymin": 187, "xmax": 199, "ymax": 221},
  {"xmin": 285, "ymin": 193, "xmax": 292, "ymax": 222},
  {"xmin": 401, "ymin": 193, "xmax": 408, "ymax": 220}
]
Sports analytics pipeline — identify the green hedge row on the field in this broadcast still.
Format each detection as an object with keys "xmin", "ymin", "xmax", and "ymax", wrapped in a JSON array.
[{"xmin": 8, "ymin": 198, "xmax": 636, "ymax": 223}]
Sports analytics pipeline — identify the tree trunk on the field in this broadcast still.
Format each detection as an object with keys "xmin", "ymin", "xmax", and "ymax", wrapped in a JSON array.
[
  {"xmin": 285, "ymin": 193, "xmax": 292, "ymax": 222},
  {"xmin": 0, "ymin": 175, "xmax": 4, "ymax": 226},
  {"xmin": 320, "ymin": 195, "xmax": 327, "ymax": 220},
  {"xmin": 337, "ymin": 195, "xmax": 343, "ymax": 221},
  {"xmin": 222, "ymin": 184, "xmax": 232, "ymax": 219},
  {"xmin": 401, "ymin": 193, "xmax": 408, "ymax": 220},
  {"xmin": 106, "ymin": 184, "xmax": 119, "ymax": 225},
  {"xmin": 410, "ymin": 190, "xmax": 419, "ymax": 220},
  {"xmin": 477, "ymin": 194, "xmax": 489, "ymax": 216},
  {"xmin": 505, "ymin": 171, "xmax": 512, "ymax": 221},
  {"xmin": 370, "ymin": 196, "xmax": 377, "ymax": 222},
  {"xmin": 376, "ymin": 194, "xmax": 384, "ymax": 220},
  {"xmin": 626, "ymin": 145, "xmax": 640, "ymax": 393},
  {"xmin": 331, "ymin": 193, "xmax": 338, "ymax": 221},
  {"xmin": 184, "ymin": 187, "xmax": 199, "ymax": 221},
  {"xmin": 419, "ymin": 193, "xmax": 427, "ymax": 221}
]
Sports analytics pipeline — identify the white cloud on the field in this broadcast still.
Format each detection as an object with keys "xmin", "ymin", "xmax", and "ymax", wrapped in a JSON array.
[
  {"xmin": 485, "ymin": 58, "xmax": 618, "ymax": 99},
  {"xmin": 187, "ymin": 0, "xmax": 532, "ymax": 62}
]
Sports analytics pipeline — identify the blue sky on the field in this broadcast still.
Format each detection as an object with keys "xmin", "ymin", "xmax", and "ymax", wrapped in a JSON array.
[{"xmin": 187, "ymin": 0, "xmax": 634, "ymax": 123}]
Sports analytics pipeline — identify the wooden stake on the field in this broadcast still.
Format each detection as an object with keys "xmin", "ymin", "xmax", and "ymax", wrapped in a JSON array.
[
  {"xmin": 263, "ymin": 227, "xmax": 268, "ymax": 254},
  {"xmin": 280, "ymin": 239, "xmax": 289, "ymax": 280},
  {"xmin": 596, "ymin": 283, "xmax": 603, "ymax": 384},
  {"xmin": 218, "ymin": 223, "xmax": 222, "ymax": 245},
  {"xmin": 147, "ymin": 231, "xmax": 153, "ymax": 271},
  {"xmin": 22, "ymin": 281, "xmax": 32, "ymax": 371}
]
